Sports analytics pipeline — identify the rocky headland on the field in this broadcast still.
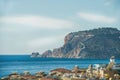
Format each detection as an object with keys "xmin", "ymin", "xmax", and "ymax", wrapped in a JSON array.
[{"xmin": 41, "ymin": 28, "xmax": 120, "ymax": 59}]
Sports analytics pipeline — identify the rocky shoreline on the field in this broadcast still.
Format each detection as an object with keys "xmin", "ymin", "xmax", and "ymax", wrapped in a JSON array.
[
  {"xmin": 1, "ymin": 59, "xmax": 120, "ymax": 80},
  {"xmin": 1, "ymin": 66, "xmax": 120, "ymax": 80}
]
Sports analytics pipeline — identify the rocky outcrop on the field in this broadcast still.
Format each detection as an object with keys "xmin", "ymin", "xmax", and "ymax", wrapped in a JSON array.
[
  {"xmin": 31, "ymin": 52, "xmax": 39, "ymax": 57},
  {"xmin": 41, "ymin": 28, "xmax": 120, "ymax": 59},
  {"xmin": 42, "ymin": 50, "xmax": 52, "ymax": 57}
]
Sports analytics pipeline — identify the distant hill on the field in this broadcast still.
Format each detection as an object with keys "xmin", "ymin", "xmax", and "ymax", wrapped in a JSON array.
[{"xmin": 41, "ymin": 28, "xmax": 120, "ymax": 59}]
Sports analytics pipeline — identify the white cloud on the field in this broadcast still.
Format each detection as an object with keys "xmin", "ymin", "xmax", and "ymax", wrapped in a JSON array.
[
  {"xmin": 27, "ymin": 35, "xmax": 64, "ymax": 52},
  {"xmin": 77, "ymin": 12, "xmax": 117, "ymax": 23},
  {"xmin": 27, "ymin": 35, "xmax": 64, "ymax": 47},
  {"xmin": 28, "ymin": 37, "xmax": 57, "ymax": 47},
  {"xmin": 0, "ymin": 15, "xmax": 73, "ymax": 29},
  {"xmin": 0, "ymin": 26, "xmax": 16, "ymax": 32}
]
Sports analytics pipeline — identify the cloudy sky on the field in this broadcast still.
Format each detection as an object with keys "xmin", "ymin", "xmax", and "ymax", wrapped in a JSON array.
[{"xmin": 0, "ymin": 0, "xmax": 120, "ymax": 55}]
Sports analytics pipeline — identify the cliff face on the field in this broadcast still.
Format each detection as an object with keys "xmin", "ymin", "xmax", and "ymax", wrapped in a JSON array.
[{"xmin": 41, "ymin": 28, "xmax": 120, "ymax": 59}]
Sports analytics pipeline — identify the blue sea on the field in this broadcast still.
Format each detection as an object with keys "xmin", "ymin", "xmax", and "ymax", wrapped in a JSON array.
[{"xmin": 0, "ymin": 55, "xmax": 120, "ymax": 78}]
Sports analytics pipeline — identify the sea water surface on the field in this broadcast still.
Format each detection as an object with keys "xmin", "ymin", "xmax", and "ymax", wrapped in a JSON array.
[{"xmin": 0, "ymin": 55, "xmax": 120, "ymax": 77}]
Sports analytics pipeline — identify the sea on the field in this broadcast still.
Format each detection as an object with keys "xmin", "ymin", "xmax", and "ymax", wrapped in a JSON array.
[{"xmin": 0, "ymin": 55, "xmax": 120, "ymax": 78}]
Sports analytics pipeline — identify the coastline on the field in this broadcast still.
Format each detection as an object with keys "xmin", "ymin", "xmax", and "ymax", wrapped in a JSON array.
[
  {"xmin": 1, "ymin": 65, "xmax": 120, "ymax": 80},
  {"xmin": 0, "ymin": 55, "xmax": 120, "ymax": 80}
]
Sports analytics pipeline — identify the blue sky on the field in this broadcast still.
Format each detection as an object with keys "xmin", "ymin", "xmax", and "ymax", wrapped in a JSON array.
[{"xmin": 0, "ymin": 0, "xmax": 120, "ymax": 54}]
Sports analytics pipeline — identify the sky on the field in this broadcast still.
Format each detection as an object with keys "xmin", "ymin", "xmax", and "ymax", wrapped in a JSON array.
[{"xmin": 0, "ymin": 0, "xmax": 120, "ymax": 55}]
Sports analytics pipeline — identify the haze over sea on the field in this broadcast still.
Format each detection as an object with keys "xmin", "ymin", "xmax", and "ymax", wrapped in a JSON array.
[{"xmin": 0, "ymin": 55, "xmax": 120, "ymax": 77}]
